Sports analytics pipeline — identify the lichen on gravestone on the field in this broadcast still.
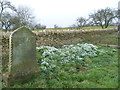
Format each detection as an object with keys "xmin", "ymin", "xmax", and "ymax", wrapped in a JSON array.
[{"xmin": 3, "ymin": 27, "xmax": 39, "ymax": 86}]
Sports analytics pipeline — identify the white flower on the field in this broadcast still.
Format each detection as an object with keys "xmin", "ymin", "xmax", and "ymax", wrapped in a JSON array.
[
  {"xmin": 37, "ymin": 43, "xmax": 106, "ymax": 72},
  {"xmin": 41, "ymin": 61, "xmax": 49, "ymax": 66},
  {"xmin": 36, "ymin": 47, "xmax": 41, "ymax": 50}
]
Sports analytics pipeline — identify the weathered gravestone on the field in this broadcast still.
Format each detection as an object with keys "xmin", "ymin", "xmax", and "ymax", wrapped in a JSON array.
[{"xmin": 3, "ymin": 27, "xmax": 39, "ymax": 85}]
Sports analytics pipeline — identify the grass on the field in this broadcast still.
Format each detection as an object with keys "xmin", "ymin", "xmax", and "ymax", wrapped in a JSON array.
[
  {"xmin": 34, "ymin": 26, "xmax": 117, "ymax": 31},
  {"xmin": 81, "ymin": 26, "xmax": 117, "ymax": 30},
  {"xmin": 81, "ymin": 30, "xmax": 118, "ymax": 45},
  {"xmin": 4, "ymin": 44, "xmax": 118, "ymax": 88},
  {"xmin": 2, "ymin": 26, "xmax": 117, "ymax": 32}
]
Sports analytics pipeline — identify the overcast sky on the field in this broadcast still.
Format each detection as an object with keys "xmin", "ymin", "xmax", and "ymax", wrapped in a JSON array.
[{"xmin": 10, "ymin": 0, "xmax": 119, "ymax": 28}]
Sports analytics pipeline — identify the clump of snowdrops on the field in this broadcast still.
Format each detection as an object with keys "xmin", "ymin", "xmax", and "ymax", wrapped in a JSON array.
[{"xmin": 36, "ymin": 43, "xmax": 106, "ymax": 72}]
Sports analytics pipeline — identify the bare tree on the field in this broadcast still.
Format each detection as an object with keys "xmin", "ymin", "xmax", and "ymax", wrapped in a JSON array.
[
  {"xmin": 1, "ymin": 5, "xmax": 36, "ymax": 30},
  {"xmin": 1, "ymin": 12, "xmax": 21, "ymax": 30},
  {"xmin": 16, "ymin": 6, "xmax": 35, "ymax": 28},
  {"xmin": 1, "ymin": 12, "xmax": 11, "ymax": 30},
  {"xmin": 34, "ymin": 23, "xmax": 46, "ymax": 29},
  {"xmin": 0, "ymin": 0, "xmax": 16, "ymax": 29},
  {"xmin": 0, "ymin": 1, "xmax": 42, "ymax": 30},
  {"xmin": 76, "ymin": 17, "xmax": 87, "ymax": 28},
  {"xmin": 0, "ymin": 0, "xmax": 16, "ymax": 15},
  {"xmin": 54, "ymin": 24, "xmax": 59, "ymax": 29},
  {"xmin": 89, "ymin": 7, "xmax": 117, "ymax": 29}
]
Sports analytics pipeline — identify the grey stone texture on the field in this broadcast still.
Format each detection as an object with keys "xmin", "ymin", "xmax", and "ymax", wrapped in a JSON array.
[{"xmin": 3, "ymin": 27, "xmax": 39, "ymax": 86}]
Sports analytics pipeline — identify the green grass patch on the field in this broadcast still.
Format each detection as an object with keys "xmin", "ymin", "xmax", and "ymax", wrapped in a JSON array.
[
  {"xmin": 34, "ymin": 26, "xmax": 117, "ymax": 31},
  {"xmin": 82, "ymin": 26, "xmax": 117, "ymax": 30},
  {"xmin": 81, "ymin": 31, "xmax": 118, "ymax": 45},
  {"xmin": 4, "ymin": 44, "xmax": 118, "ymax": 88}
]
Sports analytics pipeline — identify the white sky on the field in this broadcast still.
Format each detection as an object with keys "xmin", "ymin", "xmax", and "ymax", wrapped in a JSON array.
[{"xmin": 10, "ymin": 0, "xmax": 119, "ymax": 28}]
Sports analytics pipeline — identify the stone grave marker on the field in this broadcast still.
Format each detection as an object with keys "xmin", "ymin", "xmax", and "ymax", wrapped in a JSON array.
[{"xmin": 3, "ymin": 27, "xmax": 39, "ymax": 85}]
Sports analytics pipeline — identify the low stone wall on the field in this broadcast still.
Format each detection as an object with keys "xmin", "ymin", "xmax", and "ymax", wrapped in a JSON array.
[
  {"xmin": 1, "ymin": 29, "xmax": 117, "ymax": 66},
  {"xmin": 34, "ymin": 29, "xmax": 117, "ymax": 47}
]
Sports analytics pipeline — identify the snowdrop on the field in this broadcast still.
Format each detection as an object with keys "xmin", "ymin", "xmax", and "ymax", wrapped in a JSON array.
[
  {"xmin": 41, "ymin": 61, "xmax": 49, "ymax": 66},
  {"xmin": 37, "ymin": 43, "xmax": 106, "ymax": 72}
]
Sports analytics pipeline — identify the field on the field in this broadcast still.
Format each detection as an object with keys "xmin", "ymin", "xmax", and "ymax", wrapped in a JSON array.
[
  {"xmin": 35, "ymin": 26, "xmax": 117, "ymax": 31},
  {"xmin": 2, "ymin": 26, "xmax": 117, "ymax": 32}
]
